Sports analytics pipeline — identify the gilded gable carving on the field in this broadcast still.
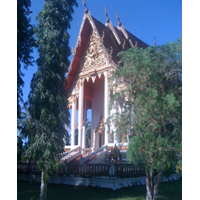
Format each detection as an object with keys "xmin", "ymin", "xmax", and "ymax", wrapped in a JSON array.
[
  {"xmin": 74, "ymin": 79, "xmax": 80, "ymax": 92},
  {"xmin": 80, "ymin": 31, "xmax": 107, "ymax": 73}
]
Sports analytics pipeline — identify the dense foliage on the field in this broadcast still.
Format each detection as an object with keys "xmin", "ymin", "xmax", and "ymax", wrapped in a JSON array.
[
  {"xmin": 17, "ymin": 0, "xmax": 35, "ymax": 118},
  {"xmin": 24, "ymin": 0, "xmax": 78, "ymax": 185},
  {"xmin": 109, "ymin": 38, "xmax": 182, "ymax": 200}
]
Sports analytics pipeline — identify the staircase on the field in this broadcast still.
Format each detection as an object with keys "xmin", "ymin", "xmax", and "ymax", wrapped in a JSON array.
[
  {"xmin": 88, "ymin": 150, "xmax": 108, "ymax": 164},
  {"xmin": 90, "ymin": 143, "xmax": 129, "ymax": 164},
  {"xmin": 80, "ymin": 144, "xmax": 108, "ymax": 164},
  {"xmin": 61, "ymin": 146, "xmax": 82, "ymax": 163},
  {"xmin": 62, "ymin": 143, "xmax": 129, "ymax": 164}
]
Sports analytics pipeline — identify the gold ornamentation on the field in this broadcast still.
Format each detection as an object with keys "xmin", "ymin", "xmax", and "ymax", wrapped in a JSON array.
[
  {"xmin": 116, "ymin": 10, "xmax": 122, "ymax": 27},
  {"xmin": 134, "ymin": 41, "xmax": 138, "ymax": 48},
  {"xmin": 78, "ymin": 35, "xmax": 81, "ymax": 47},
  {"xmin": 83, "ymin": 0, "xmax": 88, "ymax": 13},
  {"xmin": 94, "ymin": 116, "xmax": 104, "ymax": 133},
  {"xmin": 74, "ymin": 79, "xmax": 80, "ymax": 91},
  {"xmin": 122, "ymin": 39, "xmax": 126, "ymax": 50},
  {"xmin": 153, "ymin": 36, "xmax": 156, "ymax": 46},
  {"xmin": 104, "ymin": 5, "xmax": 110, "ymax": 23},
  {"xmin": 81, "ymin": 31, "xmax": 106, "ymax": 72},
  {"xmin": 72, "ymin": 46, "xmax": 75, "ymax": 57},
  {"xmin": 109, "ymin": 46, "xmax": 113, "ymax": 60},
  {"xmin": 100, "ymin": 31, "xmax": 105, "ymax": 43}
]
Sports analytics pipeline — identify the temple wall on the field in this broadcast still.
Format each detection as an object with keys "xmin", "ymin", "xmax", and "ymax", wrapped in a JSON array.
[{"xmin": 17, "ymin": 172, "xmax": 181, "ymax": 190}]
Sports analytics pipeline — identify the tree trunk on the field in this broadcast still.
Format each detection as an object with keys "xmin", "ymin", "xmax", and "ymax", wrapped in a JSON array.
[
  {"xmin": 152, "ymin": 172, "xmax": 162, "ymax": 200},
  {"xmin": 146, "ymin": 169, "xmax": 153, "ymax": 200},
  {"xmin": 40, "ymin": 170, "xmax": 47, "ymax": 200},
  {"xmin": 146, "ymin": 175, "xmax": 153, "ymax": 200},
  {"xmin": 146, "ymin": 170, "xmax": 162, "ymax": 200}
]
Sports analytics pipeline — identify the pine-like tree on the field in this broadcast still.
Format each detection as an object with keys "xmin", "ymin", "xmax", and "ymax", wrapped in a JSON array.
[
  {"xmin": 17, "ymin": 0, "xmax": 35, "ymax": 118},
  {"xmin": 24, "ymin": 1, "xmax": 78, "ymax": 199},
  {"xmin": 109, "ymin": 38, "xmax": 182, "ymax": 200}
]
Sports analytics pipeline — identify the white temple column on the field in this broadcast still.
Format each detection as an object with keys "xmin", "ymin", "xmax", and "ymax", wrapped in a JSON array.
[
  {"xmin": 78, "ymin": 79, "xmax": 83, "ymax": 147},
  {"xmin": 71, "ymin": 95, "xmax": 76, "ymax": 148},
  {"xmin": 82, "ymin": 100, "xmax": 87, "ymax": 150},
  {"xmin": 104, "ymin": 71, "xmax": 109, "ymax": 145},
  {"xmin": 82, "ymin": 123, "xmax": 86, "ymax": 150}
]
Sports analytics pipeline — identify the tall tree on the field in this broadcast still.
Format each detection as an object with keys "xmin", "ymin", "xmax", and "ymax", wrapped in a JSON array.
[
  {"xmin": 24, "ymin": 1, "xmax": 78, "ymax": 200},
  {"xmin": 109, "ymin": 38, "xmax": 182, "ymax": 200},
  {"xmin": 17, "ymin": 103, "xmax": 30, "ymax": 140},
  {"xmin": 17, "ymin": 136, "xmax": 23, "ymax": 161},
  {"xmin": 17, "ymin": 0, "xmax": 35, "ymax": 118}
]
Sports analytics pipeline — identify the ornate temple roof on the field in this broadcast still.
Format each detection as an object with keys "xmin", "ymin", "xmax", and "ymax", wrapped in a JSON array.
[{"xmin": 65, "ymin": 4, "xmax": 149, "ymax": 92}]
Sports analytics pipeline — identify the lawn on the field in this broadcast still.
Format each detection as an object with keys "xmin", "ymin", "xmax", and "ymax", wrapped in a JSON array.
[{"xmin": 17, "ymin": 179, "xmax": 182, "ymax": 200}]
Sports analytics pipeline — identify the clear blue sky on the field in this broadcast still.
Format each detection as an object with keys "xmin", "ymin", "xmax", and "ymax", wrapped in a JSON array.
[{"xmin": 21, "ymin": 0, "xmax": 182, "ymax": 104}]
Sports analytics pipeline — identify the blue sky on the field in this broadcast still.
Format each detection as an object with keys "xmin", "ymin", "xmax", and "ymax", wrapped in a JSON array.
[{"xmin": 21, "ymin": 0, "xmax": 182, "ymax": 104}]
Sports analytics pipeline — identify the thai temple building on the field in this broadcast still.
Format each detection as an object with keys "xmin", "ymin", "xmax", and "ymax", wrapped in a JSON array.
[
  {"xmin": 62, "ymin": 2, "xmax": 148, "ymax": 164},
  {"xmin": 17, "ymin": 3, "xmax": 182, "ymax": 187}
]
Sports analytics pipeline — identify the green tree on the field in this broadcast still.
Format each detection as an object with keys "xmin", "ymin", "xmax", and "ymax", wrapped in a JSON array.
[
  {"xmin": 17, "ymin": 103, "xmax": 31, "ymax": 142},
  {"xmin": 109, "ymin": 38, "xmax": 182, "ymax": 200},
  {"xmin": 17, "ymin": 0, "xmax": 35, "ymax": 118},
  {"xmin": 17, "ymin": 136, "xmax": 23, "ymax": 161},
  {"xmin": 24, "ymin": 1, "xmax": 78, "ymax": 200}
]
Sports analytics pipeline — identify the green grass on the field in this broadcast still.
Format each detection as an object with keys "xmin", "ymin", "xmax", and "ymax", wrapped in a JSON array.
[{"xmin": 17, "ymin": 179, "xmax": 182, "ymax": 200}]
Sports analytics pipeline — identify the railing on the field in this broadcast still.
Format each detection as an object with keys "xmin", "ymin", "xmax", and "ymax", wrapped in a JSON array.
[
  {"xmin": 65, "ymin": 164, "xmax": 110, "ymax": 177},
  {"xmin": 84, "ymin": 148, "xmax": 92, "ymax": 155},
  {"xmin": 80, "ymin": 144, "xmax": 108, "ymax": 164},
  {"xmin": 62, "ymin": 145, "xmax": 80, "ymax": 158},
  {"xmin": 17, "ymin": 161, "xmax": 40, "ymax": 173},
  {"xmin": 61, "ymin": 146, "xmax": 81, "ymax": 163},
  {"xmin": 88, "ymin": 151, "xmax": 107, "ymax": 164},
  {"xmin": 63, "ymin": 164, "xmax": 145, "ymax": 177},
  {"xmin": 17, "ymin": 163, "xmax": 145, "ymax": 178},
  {"xmin": 114, "ymin": 164, "xmax": 145, "ymax": 177},
  {"xmin": 108, "ymin": 143, "xmax": 128, "ymax": 151}
]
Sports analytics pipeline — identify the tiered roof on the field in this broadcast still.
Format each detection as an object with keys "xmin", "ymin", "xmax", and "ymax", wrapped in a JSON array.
[{"xmin": 65, "ymin": 3, "xmax": 149, "ymax": 92}]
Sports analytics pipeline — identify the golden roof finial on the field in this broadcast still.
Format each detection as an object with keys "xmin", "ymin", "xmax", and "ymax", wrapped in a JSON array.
[
  {"xmin": 104, "ymin": 5, "xmax": 108, "ymax": 16},
  {"xmin": 153, "ymin": 36, "xmax": 156, "ymax": 46},
  {"xmin": 116, "ymin": 10, "xmax": 122, "ymax": 27},
  {"xmin": 83, "ymin": 0, "xmax": 88, "ymax": 13},
  {"xmin": 104, "ymin": 5, "xmax": 110, "ymax": 23}
]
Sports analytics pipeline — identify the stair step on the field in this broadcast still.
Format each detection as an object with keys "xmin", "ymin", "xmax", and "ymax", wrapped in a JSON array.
[
  {"xmin": 68, "ymin": 154, "xmax": 88, "ymax": 164},
  {"xmin": 61, "ymin": 151, "xmax": 77, "ymax": 161},
  {"xmin": 84, "ymin": 155, "xmax": 98, "ymax": 164}
]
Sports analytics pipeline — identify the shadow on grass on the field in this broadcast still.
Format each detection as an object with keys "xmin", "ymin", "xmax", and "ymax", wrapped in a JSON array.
[{"xmin": 17, "ymin": 179, "xmax": 181, "ymax": 200}]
